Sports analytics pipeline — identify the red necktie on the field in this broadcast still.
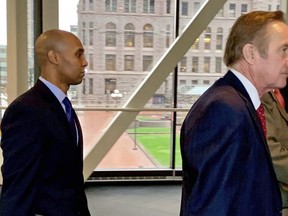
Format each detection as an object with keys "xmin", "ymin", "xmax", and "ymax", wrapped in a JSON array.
[
  {"xmin": 274, "ymin": 89, "xmax": 285, "ymax": 109},
  {"xmin": 257, "ymin": 104, "xmax": 267, "ymax": 137}
]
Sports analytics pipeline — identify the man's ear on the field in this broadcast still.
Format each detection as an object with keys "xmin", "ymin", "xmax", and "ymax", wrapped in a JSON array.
[
  {"xmin": 47, "ymin": 50, "xmax": 59, "ymax": 64},
  {"xmin": 242, "ymin": 43, "xmax": 255, "ymax": 64}
]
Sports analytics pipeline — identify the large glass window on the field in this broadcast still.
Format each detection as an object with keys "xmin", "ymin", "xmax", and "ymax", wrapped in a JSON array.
[{"xmin": 4, "ymin": 0, "xmax": 280, "ymax": 181}]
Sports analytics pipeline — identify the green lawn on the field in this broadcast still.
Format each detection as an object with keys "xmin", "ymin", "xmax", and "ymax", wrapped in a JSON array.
[{"xmin": 127, "ymin": 127, "xmax": 182, "ymax": 167}]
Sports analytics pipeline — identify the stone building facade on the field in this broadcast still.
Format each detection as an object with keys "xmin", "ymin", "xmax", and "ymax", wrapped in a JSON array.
[{"xmin": 75, "ymin": 0, "xmax": 280, "ymax": 108}]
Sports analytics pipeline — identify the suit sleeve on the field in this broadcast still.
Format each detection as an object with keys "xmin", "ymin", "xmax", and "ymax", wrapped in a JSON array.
[{"xmin": 0, "ymin": 102, "xmax": 43, "ymax": 216}]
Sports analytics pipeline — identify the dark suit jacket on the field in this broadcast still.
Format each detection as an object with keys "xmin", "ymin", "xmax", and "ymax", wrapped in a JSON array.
[
  {"xmin": 262, "ymin": 92, "xmax": 288, "ymax": 208},
  {"xmin": 0, "ymin": 80, "xmax": 90, "ymax": 216},
  {"xmin": 180, "ymin": 71, "xmax": 282, "ymax": 216}
]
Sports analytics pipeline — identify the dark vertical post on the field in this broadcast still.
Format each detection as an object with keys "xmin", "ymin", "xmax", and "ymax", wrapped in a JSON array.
[
  {"xmin": 33, "ymin": 0, "xmax": 42, "ymax": 83},
  {"xmin": 170, "ymin": 0, "xmax": 180, "ymax": 170}
]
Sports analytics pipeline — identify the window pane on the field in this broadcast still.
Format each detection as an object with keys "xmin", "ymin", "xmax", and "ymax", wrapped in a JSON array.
[
  {"xmin": 57, "ymin": 0, "xmax": 282, "ymax": 175},
  {"xmin": 0, "ymin": 0, "xmax": 7, "ymax": 117}
]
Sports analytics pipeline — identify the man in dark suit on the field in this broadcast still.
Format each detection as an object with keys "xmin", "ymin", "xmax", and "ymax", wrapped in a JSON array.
[
  {"xmin": 0, "ymin": 29, "xmax": 91, "ymax": 215},
  {"xmin": 180, "ymin": 11, "xmax": 288, "ymax": 216}
]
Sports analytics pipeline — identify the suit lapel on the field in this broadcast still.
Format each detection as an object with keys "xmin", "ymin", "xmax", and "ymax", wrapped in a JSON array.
[
  {"xmin": 34, "ymin": 80, "xmax": 80, "ymax": 147},
  {"xmin": 223, "ymin": 71, "xmax": 270, "ymax": 154}
]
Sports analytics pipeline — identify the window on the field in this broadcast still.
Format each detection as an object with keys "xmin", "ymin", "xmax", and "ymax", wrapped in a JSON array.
[
  {"xmin": 166, "ymin": 0, "xmax": 171, "ymax": 14},
  {"xmin": 179, "ymin": 80, "xmax": 186, "ymax": 86},
  {"xmin": 241, "ymin": 4, "xmax": 248, "ymax": 14},
  {"xmin": 124, "ymin": 23, "xmax": 135, "ymax": 47},
  {"xmin": 89, "ymin": 53, "xmax": 94, "ymax": 70},
  {"xmin": 217, "ymin": 7, "xmax": 224, "ymax": 17},
  {"xmin": 192, "ymin": 80, "xmax": 198, "ymax": 85},
  {"xmin": 89, "ymin": 0, "xmax": 93, "ymax": 11},
  {"xmin": 143, "ymin": 0, "xmax": 154, "ymax": 14},
  {"xmin": 81, "ymin": 22, "xmax": 86, "ymax": 46},
  {"xmin": 89, "ymin": 78, "xmax": 93, "ymax": 94},
  {"xmin": 106, "ymin": 54, "xmax": 116, "ymax": 71},
  {"xmin": 192, "ymin": 38, "xmax": 199, "ymax": 49},
  {"xmin": 89, "ymin": 22, "xmax": 93, "ymax": 46},
  {"xmin": 143, "ymin": 24, "xmax": 153, "ymax": 48},
  {"xmin": 216, "ymin": 27, "xmax": 223, "ymax": 50},
  {"xmin": 124, "ymin": 55, "xmax": 134, "ymax": 71},
  {"xmin": 124, "ymin": 0, "xmax": 136, "ymax": 13},
  {"xmin": 204, "ymin": 57, "xmax": 210, "ymax": 73},
  {"xmin": 215, "ymin": 57, "xmax": 222, "ymax": 73},
  {"xmin": 181, "ymin": 2, "xmax": 188, "ymax": 16},
  {"xmin": 192, "ymin": 57, "xmax": 199, "ymax": 72},
  {"xmin": 82, "ymin": 78, "xmax": 86, "ymax": 94},
  {"xmin": 203, "ymin": 80, "xmax": 210, "ymax": 85},
  {"xmin": 105, "ymin": 0, "xmax": 117, "ymax": 12},
  {"xmin": 106, "ymin": 22, "xmax": 116, "ymax": 47},
  {"xmin": 180, "ymin": 57, "xmax": 187, "ymax": 72},
  {"xmin": 143, "ymin": 55, "xmax": 153, "ymax": 71},
  {"xmin": 105, "ymin": 78, "xmax": 117, "ymax": 94},
  {"xmin": 82, "ymin": 0, "xmax": 86, "ymax": 11},
  {"xmin": 229, "ymin": 4, "xmax": 236, "ymax": 17},
  {"xmin": 193, "ymin": 2, "xmax": 200, "ymax": 14},
  {"xmin": 166, "ymin": 25, "xmax": 171, "ymax": 48},
  {"xmin": 204, "ymin": 27, "xmax": 211, "ymax": 50}
]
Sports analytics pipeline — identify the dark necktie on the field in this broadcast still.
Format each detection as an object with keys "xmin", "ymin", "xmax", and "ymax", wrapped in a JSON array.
[
  {"xmin": 274, "ymin": 89, "xmax": 285, "ymax": 109},
  {"xmin": 63, "ymin": 97, "xmax": 77, "ymax": 142},
  {"xmin": 256, "ymin": 104, "xmax": 267, "ymax": 137}
]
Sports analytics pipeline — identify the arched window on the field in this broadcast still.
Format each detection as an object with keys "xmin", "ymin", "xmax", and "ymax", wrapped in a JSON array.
[
  {"xmin": 143, "ymin": 24, "xmax": 153, "ymax": 48},
  {"xmin": 106, "ymin": 22, "xmax": 116, "ymax": 47},
  {"xmin": 124, "ymin": 23, "xmax": 135, "ymax": 47}
]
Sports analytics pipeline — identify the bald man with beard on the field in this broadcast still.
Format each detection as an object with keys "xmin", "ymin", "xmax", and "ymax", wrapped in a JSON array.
[{"xmin": 0, "ymin": 29, "xmax": 91, "ymax": 216}]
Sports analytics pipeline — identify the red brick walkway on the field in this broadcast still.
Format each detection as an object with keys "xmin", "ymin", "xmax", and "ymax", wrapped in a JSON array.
[{"xmin": 77, "ymin": 111, "xmax": 156, "ymax": 169}]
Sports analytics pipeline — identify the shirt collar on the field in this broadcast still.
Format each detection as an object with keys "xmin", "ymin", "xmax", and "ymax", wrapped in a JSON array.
[
  {"xmin": 39, "ymin": 76, "xmax": 66, "ymax": 103},
  {"xmin": 229, "ymin": 68, "xmax": 261, "ymax": 109}
]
